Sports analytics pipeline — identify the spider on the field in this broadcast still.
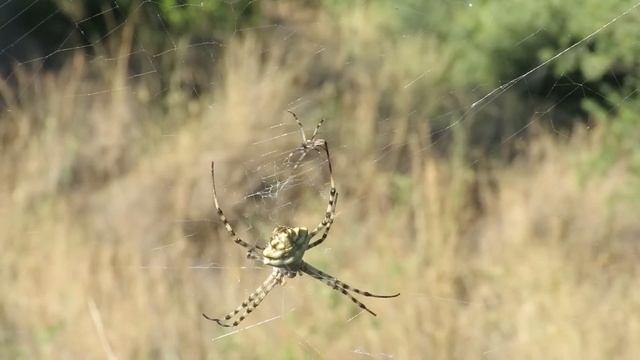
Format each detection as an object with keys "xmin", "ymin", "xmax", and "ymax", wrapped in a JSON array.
[
  {"xmin": 285, "ymin": 110, "xmax": 328, "ymax": 170},
  {"xmin": 203, "ymin": 151, "xmax": 399, "ymax": 327}
]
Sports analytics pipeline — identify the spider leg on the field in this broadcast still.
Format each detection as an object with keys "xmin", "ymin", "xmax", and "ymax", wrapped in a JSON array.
[
  {"xmin": 203, "ymin": 272, "xmax": 279, "ymax": 327},
  {"xmin": 321, "ymin": 140, "xmax": 333, "ymax": 175},
  {"xmin": 287, "ymin": 110, "xmax": 307, "ymax": 143},
  {"xmin": 246, "ymin": 247, "xmax": 265, "ymax": 261},
  {"xmin": 308, "ymin": 142, "xmax": 337, "ymax": 241},
  {"xmin": 211, "ymin": 162, "xmax": 264, "ymax": 251},
  {"xmin": 217, "ymin": 273, "xmax": 282, "ymax": 327},
  {"xmin": 290, "ymin": 148, "xmax": 310, "ymax": 170},
  {"xmin": 304, "ymin": 261, "xmax": 400, "ymax": 299},
  {"xmin": 286, "ymin": 112, "xmax": 327, "ymax": 170},
  {"xmin": 301, "ymin": 262, "xmax": 378, "ymax": 316},
  {"xmin": 307, "ymin": 191, "xmax": 338, "ymax": 250},
  {"xmin": 285, "ymin": 111, "xmax": 309, "ymax": 169},
  {"xmin": 310, "ymin": 118, "xmax": 325, "ymax": 139}
]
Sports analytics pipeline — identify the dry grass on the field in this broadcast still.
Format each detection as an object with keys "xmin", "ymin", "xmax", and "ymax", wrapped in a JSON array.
[{"xmin": 1, "ymin": 4, "xmax": 639, "ymax": 359}]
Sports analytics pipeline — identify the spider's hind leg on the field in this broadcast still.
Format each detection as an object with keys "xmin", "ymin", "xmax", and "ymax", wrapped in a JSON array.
[
  {"xmin": 301, "ymin": 262, "xmax": 399, "ymax": 317},
  {"xmin": 203, "ymin": 272, "xmax": 279, "ymax": 327},
  {"xmin": 301, "ymin": 262, "xmax": 378, "ymax": 316},
  {"xmin": 305, "ymin": 262, "xmax": 400, "ymax": 299}
]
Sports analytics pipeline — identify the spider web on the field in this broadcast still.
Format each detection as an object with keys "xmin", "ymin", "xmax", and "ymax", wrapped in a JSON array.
[{"xmin": 2, "ymin": 0, "xmax": 640, "ymax": 358}]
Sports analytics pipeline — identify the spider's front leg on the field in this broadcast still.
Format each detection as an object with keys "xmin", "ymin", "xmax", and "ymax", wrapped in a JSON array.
[
  {"xmin": 307, "ymin": 191, "xmax": 338, "ymax": 250},
  {"xmin": 307, "ymin": 142, "xmax": 338, "ymax": 250},
  {"xmin": 211, "ymin": 162, "xmax": 264, "ymax": 251},
  {"xmin": 246, "ymin": 246, "xmax": 263, "ymax": 261}
]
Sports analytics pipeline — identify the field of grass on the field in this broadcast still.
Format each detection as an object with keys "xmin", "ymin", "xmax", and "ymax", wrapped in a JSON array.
[{"xmin": 1, "ymin": 3, "xmax": 639, "ymax": 359}]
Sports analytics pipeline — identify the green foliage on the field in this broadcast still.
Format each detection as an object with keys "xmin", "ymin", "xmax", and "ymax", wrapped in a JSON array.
[
  {"xmin": 583, "ymin": 85, "xmax": 640, "ymax": 181},
  {"xmin": 7, "ymin": 0, "xmax": 640, "ymax": 164},
  {"xmin": 446, "ymin": 0, "xmax": 640, "ymax": 86},
  {"xmin": 445, "ymin": 0, "xmax": 640, "ymax": 158},
  {"xmin": 420, "ymin": 0, "xmax": 640, "ymax": 162},
  {"xmin": 320, "ymin": 0, "xmax": 640, "ymax": 160},
  {"xmin": 156, "ymin": 0, "xmax": 258, "ymax": 37},
  {"xmin": 4, "ymin": 0, "xmax": 259, "ymax": 65}
]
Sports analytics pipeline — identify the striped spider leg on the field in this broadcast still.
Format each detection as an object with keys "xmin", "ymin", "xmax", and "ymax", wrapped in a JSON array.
[
  {"xmin": 300, "ymin": 262, "xmax": 400, "ymax": 316},
  {"xmin": 203, "ymin": 268, "xmax": 284, "ymax": 327},
  {"xmin": 209, "ymin": 162, "xmax": 264, "ymax": 255},
  {"xmin": 203, "ymin": 144, "xmax": 399, "ymax": 327},
  {"xmin": 286, "ymin": 110, "xmax": 327, "ymax": 170}
]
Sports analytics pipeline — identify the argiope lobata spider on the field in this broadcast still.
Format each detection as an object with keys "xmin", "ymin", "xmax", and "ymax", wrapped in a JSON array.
[
  {"xmin": 285, "ymin": 110, "xmax": 328, "ymax": 170},
  {"xmin": 203, "ymin": 145, "xmax": 399, "ymax": 327}
]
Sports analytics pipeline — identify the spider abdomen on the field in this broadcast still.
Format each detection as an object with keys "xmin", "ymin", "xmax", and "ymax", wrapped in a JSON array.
[{"xmin": 262, "ymin": 226, "xmax": 310, "ymax": 267}]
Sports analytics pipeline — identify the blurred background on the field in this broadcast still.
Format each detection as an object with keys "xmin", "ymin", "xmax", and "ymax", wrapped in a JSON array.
[{"xmin": 1, "ymin": 0, "xmax": 640, "ymax": 358}]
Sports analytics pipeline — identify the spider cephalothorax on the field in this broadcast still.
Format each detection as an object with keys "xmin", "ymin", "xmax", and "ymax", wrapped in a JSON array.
[
  {"xmin": 202, "ymin": 114, "xmax": 399, "ymax": 328},
  {"xmin": 262, "ymin": 226, "xmax": 310, "ymax": 267}
]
